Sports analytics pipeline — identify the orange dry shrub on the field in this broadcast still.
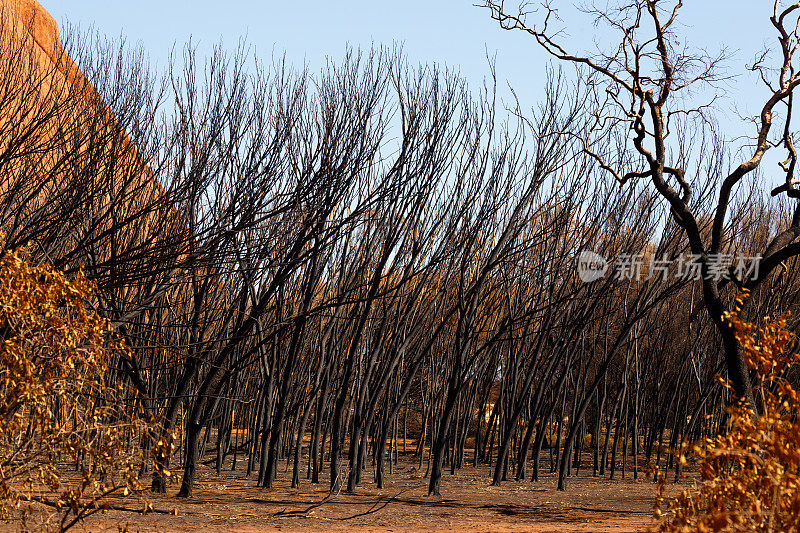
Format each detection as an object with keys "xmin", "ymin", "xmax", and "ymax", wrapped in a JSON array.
[
  {"xmin": 0, "ymin": 250, "xmax": 156, "ymax": 531},
  {"xmin": 654, "ymin": 291, "xmax": 800, "ymax": 532}
]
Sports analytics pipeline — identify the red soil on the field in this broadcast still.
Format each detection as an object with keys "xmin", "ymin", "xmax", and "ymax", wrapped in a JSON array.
[{"xmin": 4, "ymin": 456, "xmax": 682, "ymax": 532}]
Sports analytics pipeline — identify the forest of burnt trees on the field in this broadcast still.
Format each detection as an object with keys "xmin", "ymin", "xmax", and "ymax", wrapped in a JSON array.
[{"xmin": 4, "ymin": 0, "xmax": 800, "ymax": 520}]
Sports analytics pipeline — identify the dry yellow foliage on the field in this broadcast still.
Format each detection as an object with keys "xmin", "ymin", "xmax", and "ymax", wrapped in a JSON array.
[
  {"xmin": 0, "ymin": 249, "xmax": 156, "ymax": 531},
  {"xmin": 654, "ymin": 290, "xmax": 800, "ymax": 532}
]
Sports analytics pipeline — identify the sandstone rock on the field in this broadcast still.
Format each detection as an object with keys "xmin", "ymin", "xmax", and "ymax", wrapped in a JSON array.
[{"xmin": 1, "ymin": 0, "xmax": 60, "ymax": 61}]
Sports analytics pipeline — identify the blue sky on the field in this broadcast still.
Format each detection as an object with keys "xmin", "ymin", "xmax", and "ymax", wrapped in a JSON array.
[{"xmin": 38, "ymin": 2, "xmax": 776, "ymax": 145}]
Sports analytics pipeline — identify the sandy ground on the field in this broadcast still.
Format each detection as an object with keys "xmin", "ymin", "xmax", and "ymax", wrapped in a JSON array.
[{"xmin": 1, "ymin": 456, "xmax": 678, "ymax": 532}]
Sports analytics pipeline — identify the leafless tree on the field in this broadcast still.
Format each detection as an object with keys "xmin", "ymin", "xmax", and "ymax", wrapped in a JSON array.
[{"xmin": 483, "ymin": 0, "xmax": 800, "ymax": 409}]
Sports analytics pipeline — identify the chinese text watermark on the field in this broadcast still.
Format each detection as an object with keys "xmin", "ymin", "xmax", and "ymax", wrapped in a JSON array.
[{"xmin": 577, "ymin": 252, "xmax": 761, "ymax": 283}]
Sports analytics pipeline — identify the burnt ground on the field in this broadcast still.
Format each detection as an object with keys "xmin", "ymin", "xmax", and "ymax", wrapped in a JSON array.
[{"xmin": 3, "ymin": 455, "xmax": 683, "ymax": 532}]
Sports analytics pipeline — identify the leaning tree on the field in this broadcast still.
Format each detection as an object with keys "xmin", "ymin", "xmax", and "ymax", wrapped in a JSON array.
[{"xmin": 484, "ymin": 0, "xmax": 800, "ymax": 409}]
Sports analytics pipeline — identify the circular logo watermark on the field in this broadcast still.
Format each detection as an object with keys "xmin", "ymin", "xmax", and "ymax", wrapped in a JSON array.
[{"xmin": 577, "ymin": 251, "xmax": 609, "ymax": 283}]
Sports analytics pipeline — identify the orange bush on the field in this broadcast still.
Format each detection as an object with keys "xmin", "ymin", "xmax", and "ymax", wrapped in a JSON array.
[
  {"xmin": 654, "ymin": 291, "xmax": 800, "ymax": 532},
  {"xmin": 0, "ymin": 250, "xmax": 155, "ymax": 531}
]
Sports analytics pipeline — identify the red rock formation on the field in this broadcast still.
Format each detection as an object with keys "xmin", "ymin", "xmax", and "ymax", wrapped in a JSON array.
[
  {"xmin": 5, "ymin": 0, "xmax": 59, "ymax": 59},
  {"xmin": 0, "ymin": 0, "xmax": 186, "ymax": 270}
]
